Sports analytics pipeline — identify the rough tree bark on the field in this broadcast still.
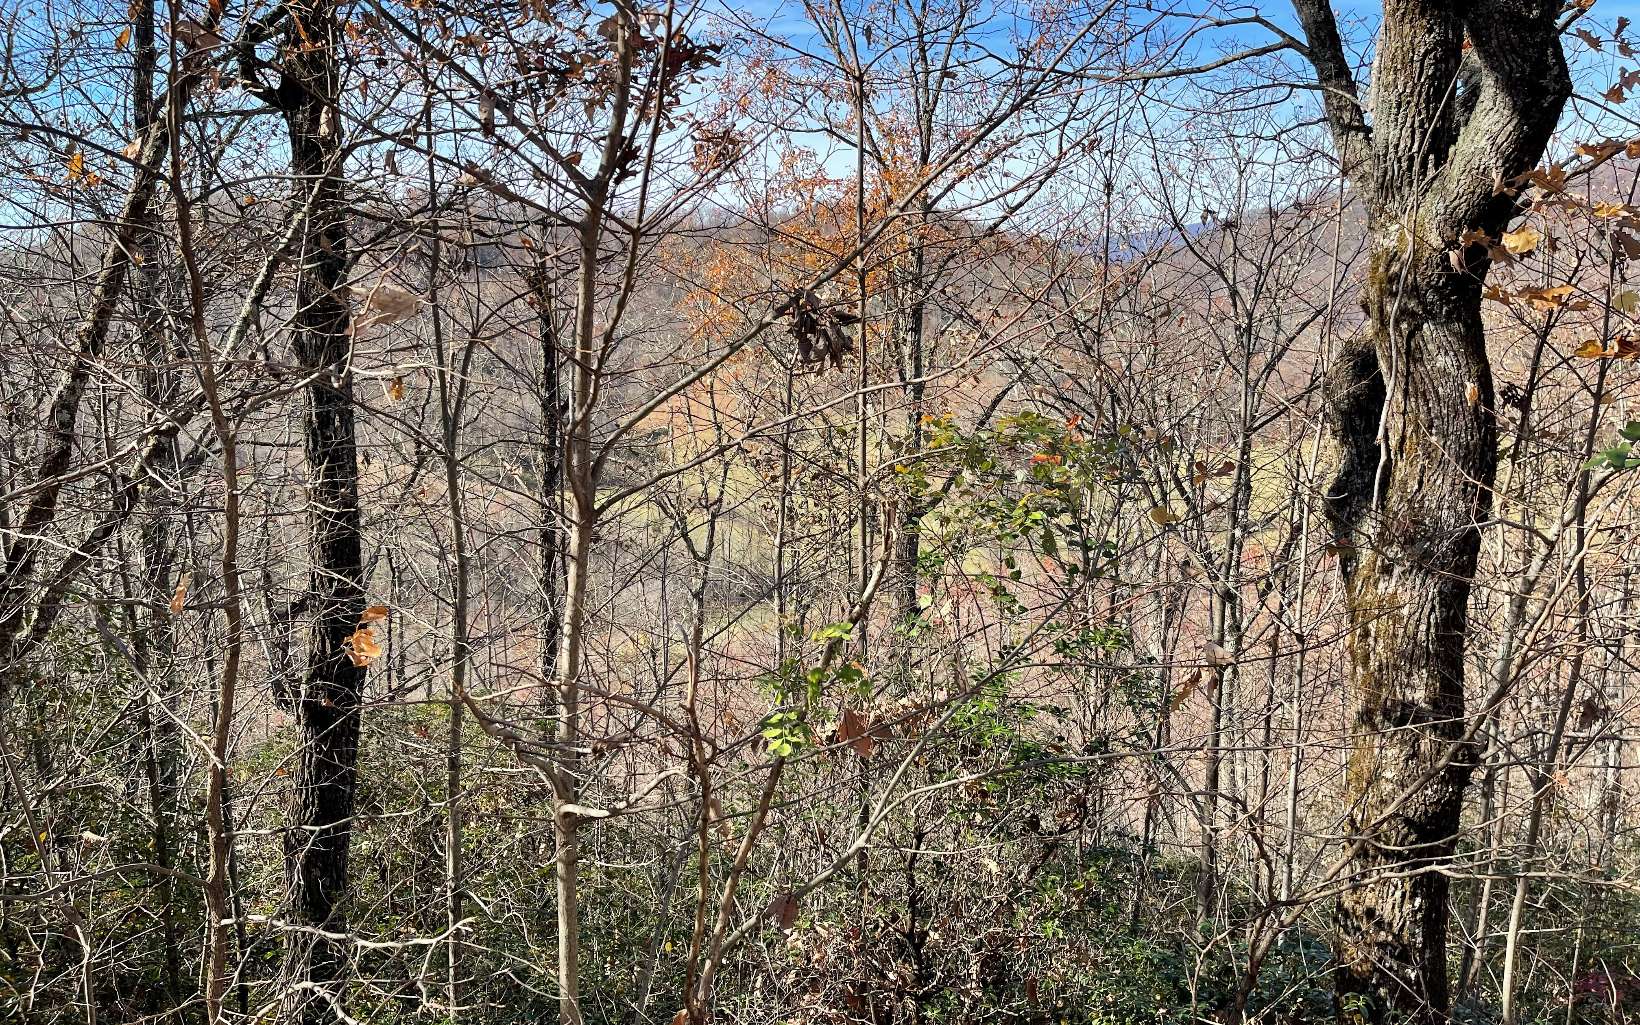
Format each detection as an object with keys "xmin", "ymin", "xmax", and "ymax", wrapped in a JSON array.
[
  {"xmin": 1288, "ymin": 2, "xmax": 1569, "ymax": 1020},
  {"xmin": 250, "ymin": 2, "xmax": 370, "ymax": 1019}
]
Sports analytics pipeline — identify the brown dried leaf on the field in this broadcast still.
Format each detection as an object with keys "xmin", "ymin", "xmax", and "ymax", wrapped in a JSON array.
[
  {"xmin": 1168, "ymin": 670, "xmax": 1201, "ymax": 713},
  {"xmin": 836, "ymin": 707, "xmax": 875, "ymax": 758},
  {"xmin": 346, "ymin": 626, "xmax": 383, "ymax": 667},
  {"xmin": 351, "ymin": 282, "xmax": 421, "ymax": 326},
  {"xmin": 765, "ymin": 891, "xmax": 798, "ymax": 931}
]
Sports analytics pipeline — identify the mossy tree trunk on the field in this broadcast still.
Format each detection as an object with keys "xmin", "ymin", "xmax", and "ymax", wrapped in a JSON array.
[{"xmin": 1289, "ymin": 2, "xmax": 1570, "ymax": 1019}]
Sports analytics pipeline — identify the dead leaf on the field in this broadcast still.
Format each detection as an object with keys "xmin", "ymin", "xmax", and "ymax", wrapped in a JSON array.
[
  {"xmin": 1500, "ymin": 225, "xmax": 1542, "ymax": 256},
  {"xmin": 1576, "ymin": 139, "xmax": 1624, "ymax": 162},
  {"xmin": 346, "ymin": 626, "xmax": 383, "ymax": 667},
  {"xmin": 351, "ymin": 282, "xmax": 420, "ymax": 326},
  {"xmin": 173, "ymin": 19, "xmax": 222, "ymax": 51},
  {"xmin": 1523, "ymin": 166, "xmax": 1566, "ymax": 193},
  {"xmin": 359, "ymin": 604, "xmax": 389, "ymax": 623},
  {"xmin": 1574, "ymin": 336, "xmax": 1640, "ymax": 359},
  {"xmin": 1147, "ymin": 506, "xmax": 1181, "ymax": 526},
  {"xmin": 116, "ymin": 25, "xmax": 131, "ymax": 50},
  {"xmin": 765, "ymin": 891, "xmax": 798, "ymax": 931},
  {"xmin": 836, "ymin": 707, "xmax": 875, "ymax": 758},
  {"xmin": 1521, "ymin": 284, "xmax": 1578, "ymax": 311},
  {"xmin": 1168, "ymin": 670, "xmax": 1202, "ymax": 713},
  {"xmin": 169, "ymin": 572, "xmax": 191, "ymax": 614}
]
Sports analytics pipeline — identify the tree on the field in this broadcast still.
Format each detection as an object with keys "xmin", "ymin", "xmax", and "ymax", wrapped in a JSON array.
[
  {"xmin": 1287, "ymin": 2, "xmax": 1570, "ymax": 1019},
  {"xmin": 240, "ymin": 0, "xmax": 373, "ymax": 1016}
]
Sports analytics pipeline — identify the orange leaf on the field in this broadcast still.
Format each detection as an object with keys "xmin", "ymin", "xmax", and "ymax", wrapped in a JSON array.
[
  {"xmin": 346, "ymin": 626, "xmax": 383, "ymax": 666},
  {"xmin": 1168, "ymin": 670, "xmax": 1202, "ymax": 713},
  {"xmin": 169, "ymin": 572, "xmax": 190, "ymax": 614},
  {"xmin": 359, "ymin": 604, "xmax": 389, "ymax": 623}
]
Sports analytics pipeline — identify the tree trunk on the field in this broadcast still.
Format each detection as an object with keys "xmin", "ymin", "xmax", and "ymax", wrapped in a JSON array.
[
  {"xmin": 275, "ymin": 5, "xmax": 368, "ymax": 1018},
  {"xmin": 1289, "ymin": 3, "xmax": 1571, "ymax": 1018},
  {"xmin": 129, "ymin": 0, "xmax": 183, "ymax": 1002},
  {"xmin": 1327, "ymin": 261, "xmax": 1490, "ymax": 1022}
]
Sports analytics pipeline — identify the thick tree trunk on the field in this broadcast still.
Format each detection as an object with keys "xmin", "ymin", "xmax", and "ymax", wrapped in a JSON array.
[
  {"xmin": 1288, "ymin": 3, "xmax": 1571, "ymax": 1018},
  {"xmin": 1327, "ymin": 251, "xmax": 1492, "ymax": 1022},
  {"xmin": 276, "ymin": 6, "xmax": 368, "ymax": 1019}
]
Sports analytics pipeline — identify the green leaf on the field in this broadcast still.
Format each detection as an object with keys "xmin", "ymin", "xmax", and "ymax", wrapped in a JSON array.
[{"xmin": 810, "ymin": 621, "xmax": 852, "ymax": 642}]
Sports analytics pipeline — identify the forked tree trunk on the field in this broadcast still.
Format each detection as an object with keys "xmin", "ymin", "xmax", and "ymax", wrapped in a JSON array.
[{"xmin": 1288, "ymin": 2, "xmax": 1570, "ymax": 1019}]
